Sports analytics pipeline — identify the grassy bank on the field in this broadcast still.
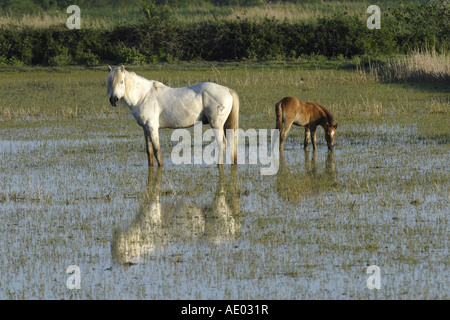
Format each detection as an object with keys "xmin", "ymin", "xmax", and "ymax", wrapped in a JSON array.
[{"xmin": 0, "ymin": 61, "xmax": 448, "ymax": 136}]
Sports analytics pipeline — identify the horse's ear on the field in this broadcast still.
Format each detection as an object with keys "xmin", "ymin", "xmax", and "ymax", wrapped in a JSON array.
[
  {"xmin": 108, "ymin": 65, "xmax": 112, "ymax": 73},
  {"xmin": 120, "ymin": 65, "xmax": 125, "ymax": 72}
]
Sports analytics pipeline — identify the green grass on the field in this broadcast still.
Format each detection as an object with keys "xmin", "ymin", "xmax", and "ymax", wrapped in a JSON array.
[{"xmin": 1, "ymin": 60, "xmax": 448, "ymax": 125}]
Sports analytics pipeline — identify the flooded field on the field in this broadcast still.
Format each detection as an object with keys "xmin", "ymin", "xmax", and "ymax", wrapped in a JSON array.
[{"xmin": 0, "ymin": 65, "xmax": 448, "ymax": 299}]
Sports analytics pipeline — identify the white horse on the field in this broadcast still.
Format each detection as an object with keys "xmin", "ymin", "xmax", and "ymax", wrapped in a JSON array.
[{"xmin": 107, "ymin": 65, "xmax": 239, "ymax": 166}]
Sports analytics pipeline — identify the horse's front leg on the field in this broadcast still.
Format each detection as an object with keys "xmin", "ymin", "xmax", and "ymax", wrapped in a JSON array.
[
  {"xmin": 311, "ymin": 130, "xmax": 317, "ymax": 150},
  {"xmin": 143, "ymin": 126, "xmax": 154, "ymax": 166},
  {"xmin": 304, "ymin": 127, "xmax": 311, "ymax": 149},
  {"xmin": 146, "ymin": 123, "xmax": 164, "ymax": 167}
]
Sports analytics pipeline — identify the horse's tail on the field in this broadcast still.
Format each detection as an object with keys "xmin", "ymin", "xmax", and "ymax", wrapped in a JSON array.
[
  {"xmin": 275, "ymin": 100, "xmax": 283, "ymax": 130},
  {"xmin": 225, "ymin": 89, "xmax": 239, "ymax": 164}
]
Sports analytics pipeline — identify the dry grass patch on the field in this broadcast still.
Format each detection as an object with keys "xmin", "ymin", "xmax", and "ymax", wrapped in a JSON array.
[{"xmin": 379, "ymin": 48, "xmax": 450, "ymax": 82}]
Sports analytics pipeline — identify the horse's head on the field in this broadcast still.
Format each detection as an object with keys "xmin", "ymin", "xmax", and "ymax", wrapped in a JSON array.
[
  {"xmin": 324, "ymin": 122, "xmax": 338, "ymax": 150},
  {"xmin": 107, "ymin": 65, "xmax": 126, "ymax": 107}
]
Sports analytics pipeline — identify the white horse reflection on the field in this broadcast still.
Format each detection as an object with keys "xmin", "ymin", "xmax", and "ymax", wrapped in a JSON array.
[{"xmin": 111, "ymin": 168, "xmax": 240, "ymax": 264}]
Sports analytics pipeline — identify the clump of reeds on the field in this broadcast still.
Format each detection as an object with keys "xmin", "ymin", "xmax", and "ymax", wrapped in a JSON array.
[
  {"xmin": 379, "ymin": 48, "xmax": 450, "ymax": 82},
  {"xmin": 230, "ymin": 4, "xmax": 322, "ymax": 23}
]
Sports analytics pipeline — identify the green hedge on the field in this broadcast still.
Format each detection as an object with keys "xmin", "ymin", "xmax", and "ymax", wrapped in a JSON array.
[{"xmin": 0, "ymin": 10, "xmax": 447, "ymax": 66}]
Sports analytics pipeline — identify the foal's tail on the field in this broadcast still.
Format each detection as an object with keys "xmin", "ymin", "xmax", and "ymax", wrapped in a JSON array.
[
  {"xmin": 275, "ymin": 100, "xmax": 283, "ymax": 130},
  {"xmin": 225, "ymin": 89, "xmax": 240, "ymax": 164}
]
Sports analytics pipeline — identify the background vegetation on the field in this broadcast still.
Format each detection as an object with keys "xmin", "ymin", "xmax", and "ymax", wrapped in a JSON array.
[{"xmin": 0, "ymin": 0, "xmax": 448, "ymax": 68}]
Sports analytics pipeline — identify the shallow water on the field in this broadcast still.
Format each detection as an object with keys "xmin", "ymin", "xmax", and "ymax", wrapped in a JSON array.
[{"xmin": 0, "ymin": 117, "xmax": 448, "ymax": 299}]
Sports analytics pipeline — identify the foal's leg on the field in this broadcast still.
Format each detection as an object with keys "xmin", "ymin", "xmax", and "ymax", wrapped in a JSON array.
[
  {"xmin": 304, "ymin": 127, "xmax": 311, "ymax": 149},
  {"xmin": 311, "ymin": 130, "xmax": 317, "ymax": 150},
  {"xmin": 279, "ymin": 121, "xmax": 293, "ymax": 151},
  {"xmin": 143, "ymin": 126, "xmax": 154, "ymax": 166}
]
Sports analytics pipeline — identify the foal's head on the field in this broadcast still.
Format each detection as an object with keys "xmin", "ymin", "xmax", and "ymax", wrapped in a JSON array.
[
  {"xmin": 324, "ymin": 122, "xmax": 338, "ymax": 150},
  {"xmin": 107, "ymin": 65, "xmax": 126, "ymax": 106},
  {"xmin": 316, "ymin": 103, "xmax": 338, "ymax": 150}
]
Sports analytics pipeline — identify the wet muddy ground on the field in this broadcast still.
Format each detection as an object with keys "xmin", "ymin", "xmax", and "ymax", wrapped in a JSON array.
[{"xmin": 0, "ymin": 118, "xmax": 448, "ymax": 299}]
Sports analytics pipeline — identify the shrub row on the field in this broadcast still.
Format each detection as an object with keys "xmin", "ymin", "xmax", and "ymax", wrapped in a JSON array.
[{"xmin": 0, "ymin": 13, "xmax": 447, "ymax": 66}]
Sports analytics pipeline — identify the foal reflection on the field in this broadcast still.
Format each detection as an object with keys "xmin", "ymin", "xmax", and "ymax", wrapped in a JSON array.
[
  {"xmin": 277, "ymin": 150, "xmax": 337, "ymax": 202},
  {"xmin": 111, "ymin": 167, "xmax": 240, "ymax": 264},
  {"xmin": 304, "ymin": 149, "xmax": 336, "ymax": 178}
]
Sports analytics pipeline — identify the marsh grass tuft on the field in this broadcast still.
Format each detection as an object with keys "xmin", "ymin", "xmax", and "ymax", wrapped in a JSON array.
[
  {"xmin": 358, "ymin": 48, "xmax": 450, "ymax": 83},
  {"xmin": 1, "ymin": 106, "xmax": 41, "ymax": 120},
  {"xmin": 382, "ymin": 48, "xmax": 450, "ymax": 82}
]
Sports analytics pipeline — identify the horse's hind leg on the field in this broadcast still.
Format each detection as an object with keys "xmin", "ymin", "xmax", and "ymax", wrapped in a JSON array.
[
  {"xmin": 215, "ymin": 127, "xmax": 227, "ymax": 165},
  {"xmin": 222, "ymin": 128, "xmax": 232, "ymax": 164},
  {"xmin": 143, "ymin": 127, "xmax": 155, "ymax": 166},
  {"xmin": 208, "ymin": 120, "xmax": 226, "ymax": 165},
  {"xmin": 280, "ymin": 121, "xmax": 293, "ymax": 151}
]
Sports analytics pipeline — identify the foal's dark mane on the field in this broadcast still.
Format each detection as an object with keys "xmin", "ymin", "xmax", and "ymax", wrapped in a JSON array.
[{"xmin": 316, "ymin": 103, "xmax": 334, "ymax": 126}]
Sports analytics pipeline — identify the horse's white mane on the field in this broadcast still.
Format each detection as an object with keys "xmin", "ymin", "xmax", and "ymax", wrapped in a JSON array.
[
  {"xmin": 124, "ymin": 70, "xmax": 166, "ymax": 91},
  {"xmin": 153, "ymin": 81, "xmax": 164, "ymax": 90}
]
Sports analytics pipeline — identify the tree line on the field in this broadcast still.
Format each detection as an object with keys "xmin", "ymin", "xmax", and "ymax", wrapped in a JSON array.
[{"xmin": 0, "ymin": 0, "xmax": 448, "ymax": 66}]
